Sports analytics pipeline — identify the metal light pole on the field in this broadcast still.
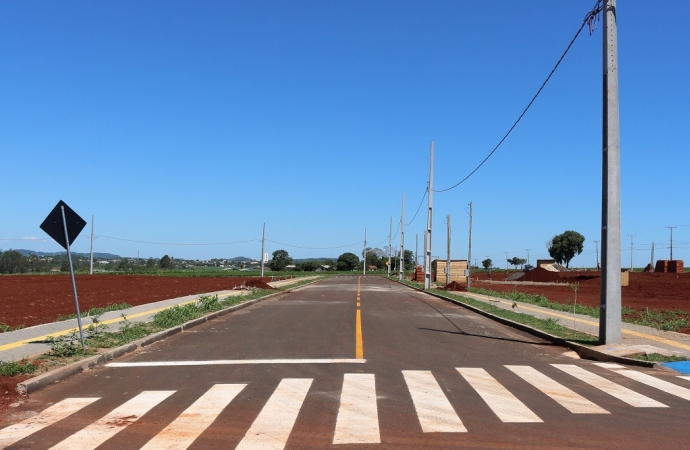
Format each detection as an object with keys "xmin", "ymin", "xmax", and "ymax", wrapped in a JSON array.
[
  {"xmin": 446, "ymin": 214, "xmax": 451, "ymax": 286},
  {"xmin": 467, "ymin": 202, "xmax": 473, "ymax": 290},
  {"xmin": 594, "ymin": 240, "xmax": 600, "ymax": 270},
  {"xmin": 363, "ymin": 228, "xmax": 367, "ymax": 275},
  {"xmin": 629, "ymin": 235, "xmax": 635, "ymax": 271},
  {"xmin": 600, "ymin": 0, "xmax": 622, "ymax": 344},
  {"xmin": 399, "ymin": 194, "xmax": 405, "ymax": 281},
  {"xmin": 424, "ymin": 141, "xmax": 434, "ymax": 290},
  {"xmin": 388, "ymin": 217, "xmax": 392, "ymax": 277},
  {"xmin": 526, "ymin": 249, "xmax": 530, "ymax": 266},
  {"xmin": 667, "ymin": 226, "xmax": 676, "ymax": 260},
  {"xmin": 260, "ymin": 222, "xmax": 266, "ymax": 277},
  {"xmin": 89, "ymin": 215, "xmax": 94, "ymax": 275}
]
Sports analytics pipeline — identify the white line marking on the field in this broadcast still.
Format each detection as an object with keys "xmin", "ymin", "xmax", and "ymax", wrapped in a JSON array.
[
  {"xmin": 505, "ymin": 365, "xmax": 609, "ymax": 414},
  {"xmin": 333, "ymin": 373, "xmax": 380, "ymax": 444},
  {"xmin": 402, "ymin": 370, "xmax": 466, "ymax": 433},
  {"xmin": 49, "ymin": 391, "xmax": 174, "ymax": 450},
  {"xmin": 0, "ymin": 398, "xmax": 99, "ymax": 449},
  {"xmin": 236, "ymin": 378, "xmax": 312, "ymax": 450},
  {"xmin": 594, "ymin": 363, "xmax": 690, "ymax": 402},
  {"xmin": 141, "ymin": 384, "xmax": 245, "ymax": 450},
  {"xmin": 456, "ymin": 368, "xmax": 542, "ymax": 423},
  {"xmin": 551, "ymin": 364, "xmax": 667, "ymax": 408},
  {"xmin": 679, "ymin": 376, "xmax": 690, "ymax": 382},
  {"xmin": 106, "ymin": 359, "xmax": 366, "ymax": 367}
]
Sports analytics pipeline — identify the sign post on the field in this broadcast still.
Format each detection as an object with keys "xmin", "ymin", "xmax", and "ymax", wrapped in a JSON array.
[{"xmin": 40, "ymin": 200, "xmax": 87, "ymax": 349}]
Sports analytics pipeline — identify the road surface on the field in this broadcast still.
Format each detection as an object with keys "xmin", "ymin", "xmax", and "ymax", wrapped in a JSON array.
[{"xmin": 2, "ymin": 276, "xmax": 689, "ymax": 449}]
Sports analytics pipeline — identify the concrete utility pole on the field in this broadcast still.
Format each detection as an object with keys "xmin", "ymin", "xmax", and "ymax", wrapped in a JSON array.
[
  {"xmin": 260, "ymin": 222, "xmax": 266, "ymax": 277},
  {"xmin": 446, "ymin": 214, "xmax": 452, "ymax": 286},
  {"xmin": 424, "ymin": 141, "xmax": 434, "ymax": 290},
  {"xmin": 363, "ymin": 228, "xmax": 367, "ymax": 275},
  {"xmin": 388, "ymin": 217, "xmax": 392, "ymax": 277},
  {"xmin": 467, "ymin": 201, "xmax": 473, "ymax": 290},
  {"xmin": 526, "ymin": 249, "xmax": 530, "ymax": 266},
  {"xmin": 399, "ymin": 194, "xmax": 405, "ymax": 281},
  {"xmin": 667, "ymin": 226, "xmax": 676, "ymax": 260},
  {"xmin": 505, "ymin": 252, "xmax": 509, "ymax": 272},
  {"xmin": 600, "ymin": 0, "xmax": 622, "ymax": 344},
  {"xmin": 594, "ymin": 240, "xmax": 600, "ymax": 270},
  {"xmin": 415, "ymin": 234, "xmax": 419, "ymax": 269},
  {"xmin": 89, "ymin": 215, "xmax": 94, "ymax": 275},
  {"xmin": 629, "ymin": 235, "xmax": 635, "ymax": 271},
  {"xmin": 651, "ymin": 242, "xmax": 655, "ymax": 269}
]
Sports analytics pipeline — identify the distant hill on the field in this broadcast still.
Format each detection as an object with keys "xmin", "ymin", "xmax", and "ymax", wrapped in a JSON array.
[{"xmin": 8, "ymin": 249, "xmax": 121, "ymax": 259}]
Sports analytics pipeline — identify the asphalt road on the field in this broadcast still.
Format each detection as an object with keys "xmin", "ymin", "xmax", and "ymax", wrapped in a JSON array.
[{"xmin": 2, "ymin": 276, "xmax": 690, "ymax": 449}]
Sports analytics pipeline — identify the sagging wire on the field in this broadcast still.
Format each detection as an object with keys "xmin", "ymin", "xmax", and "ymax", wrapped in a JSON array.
[
  {"xmin": 264, "ymin": 239, "xmax": 363, "ymax": 250},
  {"xmin": 433, "ymin": 0, "xmax": 604, "ymax": 193},
  {"xmin": 405, "ymin": 187, "xmax": 429, "ymax": 226}
]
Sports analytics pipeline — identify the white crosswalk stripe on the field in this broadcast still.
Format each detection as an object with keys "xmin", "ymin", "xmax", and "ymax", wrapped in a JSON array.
[
  {"xmin": 0, "ymin": 398, "xmax": 99, "ymax": 449},
  {"xmin": 505, "ymin": 365, "xmax": 609, "ymax": 414},
  {"xmin": 552, "ymin": 364, "xmax": 667, "ymax": 408},
  {"xmin": 456, "ymin": 367, "xmax": 542, "ymax": 422},
  {"xmin": 3, "ymin": 364, "xmax": 687, "ymax": 448},
  {"xmin": 236, "ymin": 378, "xmax": 313, "ymax": 450},
  {"xmin": 679, "ymin": 376, "xmax": 690, "ymax": 382},
  {"xmin": 50, "ymin": 391, "xmax": 175, "ymax": 450},
  {"xmin": 141, "ymin": 384, "xmax": 246, "ymax": 450},
  {"xmin": 333, "ymin": 373, "xmax": 380, "ymax": 444},
  {"xmin": 402, "ymin": 370, "xmax": 467, "ymax": 433},
  {"xmin": 595, "ymin": 363, "xmax": 690, "ymax": 402}
]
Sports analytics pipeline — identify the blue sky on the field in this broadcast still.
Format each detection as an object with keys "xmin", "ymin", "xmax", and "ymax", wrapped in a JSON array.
[{"xmin": 2, "ymin": 1, "xmax": 689, "ymax": 268}]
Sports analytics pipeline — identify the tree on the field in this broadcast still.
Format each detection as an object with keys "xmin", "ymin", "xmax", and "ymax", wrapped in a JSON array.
[
  {"xmin": 269, "ymin": 250, "xmax": 292, "ymax": 271},
  {"xmin": 403, "ymin": 250, "xmax": 414, "ymax": 270},
  {"xmin": 507, "ymin": 257, "xmax": 527, "ymax": 269},
  {"xmin": 146, "ymin": 257, "xmax": 156, "ymax": 268},
  {"xmin": 548, "ymin": 230, "xmax": 585, "ymax": 268},
  {"xmin": 160, "ymin": 255, "xmax": 172, "ymax": 269},
  {"xmin": 0, "ymin": 250, "xmax": 27, "ymax": 274},
  {"xmin": 337, "ymin": 252, "xmax": 360, "ymax": 271},
  {"xmin": 482, "ymin": 258, "xmax": 492, "ymax": 269}
]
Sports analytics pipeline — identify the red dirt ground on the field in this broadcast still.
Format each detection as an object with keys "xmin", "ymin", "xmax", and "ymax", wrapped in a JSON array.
[
  {"xmin": 472, "ymin": 271, "xmax": 690, "ymax": 312},
  {"xmin": 0, "ymin": 275, "xmax": 280, "ymax": 329}
]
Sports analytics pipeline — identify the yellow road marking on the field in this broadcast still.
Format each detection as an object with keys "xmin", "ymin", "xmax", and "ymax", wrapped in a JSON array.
[
  {"xmin": 487, "ymin": 300, "xmax": 690, "ymax": 352},
  {"xmin": 0, "ymin": 292, "xmax": 243, "ymax": 353},
  {"xmin": 356, "ymin": 309, "xmax": 364, "ymax": 359}
]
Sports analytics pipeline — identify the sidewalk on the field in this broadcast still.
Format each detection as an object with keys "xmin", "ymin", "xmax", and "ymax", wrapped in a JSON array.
[
  {"xmin": 456, "ymin": 290, "xmax": 690, "ymax": 360},
  {"xmin": 0, "ymin": 277, "xmax": 316, "ymax": 363}
]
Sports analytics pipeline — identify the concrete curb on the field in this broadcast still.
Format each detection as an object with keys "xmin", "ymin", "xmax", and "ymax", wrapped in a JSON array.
[
  {"xmin": 392, "ymin": 278, "xmax": 658, "ymax": 369},
  {"xmin": 16, "ymin": 279, "xmax": 320, "ymax": 395}
]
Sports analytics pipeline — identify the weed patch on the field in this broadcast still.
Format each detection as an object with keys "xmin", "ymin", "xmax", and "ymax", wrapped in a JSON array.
[
  {"xmin": 55, "ymin": 303, "xmax": 133, "ymax": 322},
  {"xmin": 0, "ymin": 359, "xmax": 37, "ymax": 377},
  {"xmin": 630, "ymin": 353, "xmax": 689, "ymax": 363}
]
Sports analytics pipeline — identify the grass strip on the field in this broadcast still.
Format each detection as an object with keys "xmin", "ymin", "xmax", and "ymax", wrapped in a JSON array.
[
  {"xmin": 55, "ymin": 303, "xmax": 133, "ymax": 322},
  {"xmin": 629, "ymin": 353, "xmax": 688, "ymax": 363},
  {"xmin": 399, "ymin": 280, "xmax": 598, "ymax": 345},
  {"xmin": 0, "ymin": 360, "xmax": 37, "ymax": 377}
]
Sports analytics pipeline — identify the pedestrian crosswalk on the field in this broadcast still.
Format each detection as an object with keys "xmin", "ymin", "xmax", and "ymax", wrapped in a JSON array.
[{"xmin": 2, "ymin": 363, "xmax": 689, "ymax": 449}]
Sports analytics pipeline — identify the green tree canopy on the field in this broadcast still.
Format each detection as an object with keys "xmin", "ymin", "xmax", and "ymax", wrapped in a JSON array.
[
  {"xmin": 0, "ymin": 250, "xmax": 27, "ymax": 274},
  {"xmin": 482, "ymin": 258, "xmax": 492, "ymax": 269},
  {"xmin": 269, "ymin": 250, "xmax": 293, "ymax": 271},
  {"xmin": 548, "ymin": 230, "xmax": 585, "ymax": 268},
  {"xmin": 160, "ymin": 255, "xmax": 172, "ymax": 269},
  {"xmin": 507, "ymin": 257, "xmax": 527, "ymax": 269},
  {"xmin": 337, "ymin": 252, "xmax": 360, "ymax": 271}
]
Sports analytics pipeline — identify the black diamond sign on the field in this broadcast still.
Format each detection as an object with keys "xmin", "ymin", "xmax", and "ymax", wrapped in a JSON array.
[{"xmin": 40, "ymin": 200, "xmax": 87, "ymax": 250}]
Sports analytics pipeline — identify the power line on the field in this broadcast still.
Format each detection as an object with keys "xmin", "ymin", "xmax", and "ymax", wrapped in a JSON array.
[
  {"xmin": 434, "ymin": 0, "xmax": 603, "ymax": 193},
  {"xmin": 264, "ymin": 239, "xmax": 362, "ymax": 250},
  {"xmin": 405, "ymin": 187, "xmax": 428, "ymax": 226},
  {"xmin": 97, "ymin": 235, "xmax": 260, "ymax": 246}
]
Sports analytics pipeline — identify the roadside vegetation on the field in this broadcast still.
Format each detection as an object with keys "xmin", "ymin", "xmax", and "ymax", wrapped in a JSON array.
[
  {"xmin": 0, "ymin": 276, "xmax": 325, "ymax": 377},
  {"xmin": 469, "ymin": 287, "xmax": 690, "ymax": 332}
]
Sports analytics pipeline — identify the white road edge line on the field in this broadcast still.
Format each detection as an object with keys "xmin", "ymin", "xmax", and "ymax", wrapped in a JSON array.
[{"xmin": 106, "ymin": 359, "xmax": 366, "ymax": 367}]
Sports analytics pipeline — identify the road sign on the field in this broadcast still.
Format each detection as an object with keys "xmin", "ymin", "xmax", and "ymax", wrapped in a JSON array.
[{"xmin": 40, "ymin": 200, "xmax": 86, "ymax": 250}]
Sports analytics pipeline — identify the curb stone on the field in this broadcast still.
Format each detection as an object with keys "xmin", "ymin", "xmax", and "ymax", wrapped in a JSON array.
[
  {"xmin": 16, "ymin": 279, "xmax": 320, "ymax": 395},
  {"xmin": 392, "ymin": 277, "xmax": 663, "ymax": 370}
]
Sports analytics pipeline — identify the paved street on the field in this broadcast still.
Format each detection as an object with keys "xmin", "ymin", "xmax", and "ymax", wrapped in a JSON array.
[{"xmin": 2, "ymin": 276, "xmax": 690, "ymax": 449}]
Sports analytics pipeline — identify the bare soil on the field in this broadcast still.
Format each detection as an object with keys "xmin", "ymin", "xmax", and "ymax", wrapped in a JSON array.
[{"xmin": 0, "ymin": 275, "xmax": 279, "ymax": 329}]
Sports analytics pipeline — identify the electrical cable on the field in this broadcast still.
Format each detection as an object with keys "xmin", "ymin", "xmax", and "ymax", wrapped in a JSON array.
[
  {"xmin": 405, "ymin": 187, "xmax": 428, "ymax": 226},
  {"xmin": 97, "ymin": 235, "xmax": 260, "ymax": 246},
  {"xmin": 264, "ymin": 239, "xmax": 363, "ymax": 250},
  {"xmin": 434, "ymin": 0, "xmax": 603, "ymax": 193}
]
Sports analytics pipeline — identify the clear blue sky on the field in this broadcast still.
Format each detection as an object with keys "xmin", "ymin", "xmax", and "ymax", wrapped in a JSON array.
[{"xmin": 2, "ymin": 1, "xmax": 689, "ymax": 268}]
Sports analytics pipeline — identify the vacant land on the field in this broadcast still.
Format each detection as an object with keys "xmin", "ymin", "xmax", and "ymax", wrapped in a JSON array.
[{"xmin": 0, "ymin": 274, "xmax": 280, "ymax": 328}]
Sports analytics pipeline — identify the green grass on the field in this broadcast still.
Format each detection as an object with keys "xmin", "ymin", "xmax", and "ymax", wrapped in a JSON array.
[
  {"xmin": 624, "ymin": 309, "xmax": 690, "ymax": 332},
  {"xmin": 0, "ymin": 323, "xmax": 25, "ymax": 333},
  {"xmin": 629, "ymin": 353, "xmax": 689, "ymax": 363},
  {"xmin": 0, "ymin": 359, "xmax": 38, "ymax": 377},
  {"xmin": 56, "ymin": 303, "xmax": 133, "ymax": 322},
  {"xmin": 398, "ymin": 281, "xmax": 599, "ymax": 345}
]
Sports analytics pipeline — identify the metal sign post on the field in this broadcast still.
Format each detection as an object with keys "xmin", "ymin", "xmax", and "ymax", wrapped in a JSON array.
[{"xmin": 40, "ymin": 200, "xmax": 87, "ymax": 350}]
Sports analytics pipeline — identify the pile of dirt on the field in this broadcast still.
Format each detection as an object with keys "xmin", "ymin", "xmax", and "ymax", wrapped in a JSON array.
[
  {"xmin": 244, "ymin": 279, "xmax": 277, "ymax": 290},
  {"xmin": 518, "ymin": 267, "xmax": 562, "ymax": 283},
  {"xmin": 442, "ymin": 281, "xmax": 466, "ymax": 291}
]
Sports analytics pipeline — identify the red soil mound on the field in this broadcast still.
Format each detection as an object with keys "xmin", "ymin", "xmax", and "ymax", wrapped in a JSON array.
[{"xmin": 442, "ymin": 281, "xmax": 466, "ymax": 291}]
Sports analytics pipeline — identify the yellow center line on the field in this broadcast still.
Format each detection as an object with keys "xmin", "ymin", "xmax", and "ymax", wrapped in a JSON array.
[
  {"xmin": 355, "ymin": 276, "xmax": 364, "ymax": 359},
  {"xmin": 0, "ymin": 291, "xmax": 243, "ymax": 353}
]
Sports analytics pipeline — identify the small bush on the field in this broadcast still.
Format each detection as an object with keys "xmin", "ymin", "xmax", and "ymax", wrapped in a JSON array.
[{"xmin": 0, "ymin": 359, "xmax": 37, "ymax": 377}]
